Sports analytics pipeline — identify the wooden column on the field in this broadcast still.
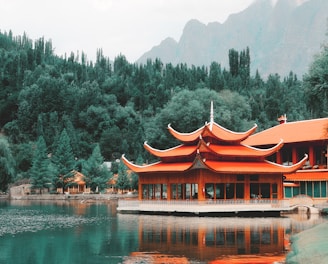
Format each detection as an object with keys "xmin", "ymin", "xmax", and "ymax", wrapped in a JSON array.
[
  {"xmin": 198, "ymin": 170, "xmax": 205, "ymax": 201},
  {"xmin": 292, "ymin": 147, "xmax": 298, "ymax": 164},
  {"xmin": 138, "ymin": 181, "xmax": 142, "ymax": 200},
  {"xmin": 309, "ymin": 145, "xmax": 315, "ymax": 166},
  {"xmin": 276, "ymin": 151, "xmax": 282, "ymax": 164},
  {"xmin": 167, "ymin": 183, "xmax": 172, "ymax": 200}
]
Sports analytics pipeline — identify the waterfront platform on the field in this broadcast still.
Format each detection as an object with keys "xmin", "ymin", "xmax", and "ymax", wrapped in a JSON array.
[{"xmin": 117, "ymin": 199, "xmax": 319, "ymax": 216}]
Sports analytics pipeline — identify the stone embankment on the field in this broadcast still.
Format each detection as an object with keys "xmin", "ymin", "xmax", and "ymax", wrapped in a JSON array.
[{"xmin": 286, "ymin": 221, "xmax": 328, "ymax": 263}]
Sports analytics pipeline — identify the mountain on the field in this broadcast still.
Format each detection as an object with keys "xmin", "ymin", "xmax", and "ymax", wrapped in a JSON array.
[{"xmin": 137, "ymin": 0, "xmax": 328, "ymax": 78}]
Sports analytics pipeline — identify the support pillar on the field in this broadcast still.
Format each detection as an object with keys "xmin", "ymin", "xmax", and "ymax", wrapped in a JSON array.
[
  {"xmin": 198, "ymin": 170, "xmax": 205, "ymax": 201},
  {"xmin": 276, "ymin": 151, "xmax": 282, "ymax": 164},
  {"xmin": 292, "ymin": 147, "xmax": 297, "ymax": 164},
  {"xmin": 309, "ymin": 145, "xmax": 315, "ymax": 167}
]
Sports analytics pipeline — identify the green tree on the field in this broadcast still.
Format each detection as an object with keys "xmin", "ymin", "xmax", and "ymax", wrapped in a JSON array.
[
  {"xmin": 51, "ymin": 129, "xmax": 75, "ymax": 191},
  {"xmin": 208, "ymin": 61, "xmax": 223, "ymax": 91},
  {"xmin": 29, "ymin": 136, "xmax": 52, "ymax": 194},
  {"xmin": 303, "ymin": 42, "xmax": 328, "ymax": 118},
  {"xmin": 0, "ymin": 137, "xmax": 15, "ymax": 192},
  {"xmin": 82, "ymin": 144, "xmax": 111, "ymax": 192},
  {"xmin": 116, "ymin": 161, "xmax": 129, "ymax": 192},
  {"xmin": 229, "ymin": 48, "xmax": 239, "ymax": 77}
]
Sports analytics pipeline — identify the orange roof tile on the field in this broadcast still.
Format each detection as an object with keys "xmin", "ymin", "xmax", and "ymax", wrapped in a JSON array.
[
  {"xmin": 205, "ymin": 155, "xmax": 307, "ymax": 174},
  {"xmin": 285, "ymin": 169, "xmax": 328, "ymax": 181},
  {"xmin": 208, "ymin": 140, "xmax": 283, "ymax": 158},
  {"xmin": 122, "ymin": 154, "xmax": 307, "ymax": 174},
  {"xmin": 244, "ymin": 118, "xmax": 328, "ymax": 146},
  {"xmin": 144, "ymin": 139, "xmax": 283, "ymax": 160},
  {"xmin": 144, "ymin": 141, "xmax": 197, "ymax": 158}
]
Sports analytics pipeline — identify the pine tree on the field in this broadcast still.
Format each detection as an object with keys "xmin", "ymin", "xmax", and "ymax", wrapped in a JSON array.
[
  {"xmin": 229, "ymin": 49, "xmax": 239, "ymax": 77},
  {"xmin": 116, "ymin": 161, "xmax": 129, "ymax": 192},
  {"xmin": 29, "ymin": 136, "xmax": 52, "ymax": 194},
  {"xmin": 0, "ymin": 137, "xmax": 15, "ymax": 192},
  {"xmin": 82, "ymin": 144, "xmax": 111, "ymax": 192},
  {"xmin": 51, "ymin": 129, "xmax": 75, "ymax": 192}
]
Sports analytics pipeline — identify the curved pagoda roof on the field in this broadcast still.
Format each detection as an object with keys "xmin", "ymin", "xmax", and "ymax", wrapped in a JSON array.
[
  {"xmin": 122, "ymin": 154, "xmax": 308, "ymax": 174},
  {"xmin": 122, "ymin": 125, "xmax": 307, "ymax": 174},
  {"xmin": 168, "ymin": 122, "xmax": 258, "ymax": 144},
  {"xmin": 143, "ymin": 139, "xmax": 284, "ymax": 162},
  {"xmin": 122, "ymin": 103, "xmax": 308, "ymax": 174}
]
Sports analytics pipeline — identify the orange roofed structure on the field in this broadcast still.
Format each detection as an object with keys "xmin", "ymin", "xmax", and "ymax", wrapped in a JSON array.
[
  {"xmin": 244, "ymin": 116, "xmax": 328, "ymax": 202},
  {"xmin": 122, "ymin": 104, "xmax": 307, "ymax": 207}
]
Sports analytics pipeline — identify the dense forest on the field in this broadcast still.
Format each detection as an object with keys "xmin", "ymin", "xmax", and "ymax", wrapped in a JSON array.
[{"xmin": 0, "ymin": 30, "xmax": 327, "ymax": 192}]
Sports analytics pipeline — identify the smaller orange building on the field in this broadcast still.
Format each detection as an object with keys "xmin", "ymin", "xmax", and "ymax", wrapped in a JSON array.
[
  {"xmin": 244, "ymin": 116, "xmax": 328, "ymax": 202},
  {"xmin": 122, "ymin": 104, "xmax": 307, "ymax": 205}
]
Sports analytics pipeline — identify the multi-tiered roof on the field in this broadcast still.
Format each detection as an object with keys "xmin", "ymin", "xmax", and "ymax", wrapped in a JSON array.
[{"xmin": 122, "ymin": 104, "xmax": 307, "ymax": 174}]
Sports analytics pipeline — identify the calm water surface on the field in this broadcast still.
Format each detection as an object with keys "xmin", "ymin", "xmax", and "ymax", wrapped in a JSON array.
[{"xmin": 0, "ymin": 200, "xmax": 326, "ymax": 264}]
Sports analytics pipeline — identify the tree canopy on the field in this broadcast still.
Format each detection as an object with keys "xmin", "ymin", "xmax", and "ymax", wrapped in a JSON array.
[{"xmin": 0, "ymin": 30, "xmax": 325, "ymax": 191}]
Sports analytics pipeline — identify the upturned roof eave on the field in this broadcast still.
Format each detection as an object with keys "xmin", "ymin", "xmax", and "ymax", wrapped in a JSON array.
[{"xmin": 168, "ymin": 122, "xmax": 258, "ymax": 143}]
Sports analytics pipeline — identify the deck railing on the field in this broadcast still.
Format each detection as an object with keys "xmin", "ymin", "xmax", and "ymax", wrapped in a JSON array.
[{"xmin": 118, "ymin": 198, "xmax": 290, "ymax": 209}]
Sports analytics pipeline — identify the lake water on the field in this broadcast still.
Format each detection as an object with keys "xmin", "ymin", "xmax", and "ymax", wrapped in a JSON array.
[{"xmin": 0, "ymin": 199, "xmax": 326, "ymax": 264}]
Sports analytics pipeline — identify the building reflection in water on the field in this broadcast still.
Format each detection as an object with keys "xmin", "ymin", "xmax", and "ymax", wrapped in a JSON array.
[{"xmin": 122, "ymin": 214, "xmax": 324, "ymax": 263}]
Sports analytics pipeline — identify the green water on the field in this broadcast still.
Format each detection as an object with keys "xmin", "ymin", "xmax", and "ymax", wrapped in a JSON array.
[
  {"xmin": 0, "ymin": 200, "xmax": 326, "ymax": 264},
  {"xmin": 0, "ymin": 200, "xmax": 138, "ymax": 264}
]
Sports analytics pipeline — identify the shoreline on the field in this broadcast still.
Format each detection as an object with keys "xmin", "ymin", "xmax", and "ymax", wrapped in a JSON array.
[
  {"xmin": 286, "ymin": 221, "xmax": 328, "ymax": 263},
  {"xmin": 5, "ymin": 193, "xmax": 138, "ymax": 201}
]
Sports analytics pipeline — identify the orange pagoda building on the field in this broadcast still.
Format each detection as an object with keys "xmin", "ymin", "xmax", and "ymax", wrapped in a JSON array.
[
  {"xmin": 244, "ymin": 115, "xmax": 328, "ymax": 203},
  {"xmin": 120, "ymin": 103, "xmax": 308, "ymax": 215}
]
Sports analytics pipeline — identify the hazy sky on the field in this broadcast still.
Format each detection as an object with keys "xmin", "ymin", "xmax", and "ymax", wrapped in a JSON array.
[{"xmin": 0, "ymin": 0, "xmax": 254, "ymax": 62}]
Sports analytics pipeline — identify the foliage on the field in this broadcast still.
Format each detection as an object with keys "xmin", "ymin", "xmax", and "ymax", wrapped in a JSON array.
[
  {"xmin": 0, "ymin": 137, "xmax": 15, "ymax": 191},
  {"xmin": 303, "ymin": 42, "xmax": 328, "ymax": 118},
  {"xmin": 82, "ymin": 144, "xmax": 111, "ymax": 192},
  {"xmin": 29, "ymin": 136, "xmax": 53, "ymax": 193},
  {"xmin": 115, "ymin": 161, "xmax": 130, "ymax": 191},
  {"xmin": 0, "ymin": 30, "xmax": 325, "ymax": 190},
  {"xmin": 51, "ymin": 129, "xmax": 76, "ymax": 190}
]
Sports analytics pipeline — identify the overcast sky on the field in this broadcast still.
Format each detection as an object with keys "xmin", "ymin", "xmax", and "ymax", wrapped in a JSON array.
[{"xmin": 0, "ymin": 0, "xmax": 254, "ymax": 63}]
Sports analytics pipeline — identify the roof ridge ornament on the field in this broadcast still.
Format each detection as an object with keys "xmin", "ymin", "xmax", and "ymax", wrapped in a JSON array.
[{"xmin": 210, "ymin": 101, "xmax": 214, "ymax": 131}]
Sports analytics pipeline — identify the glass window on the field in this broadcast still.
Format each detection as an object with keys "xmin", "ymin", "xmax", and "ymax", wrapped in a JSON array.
[
  {"xmin": 300, "ymin": 182, "xmax": 306, "ymax": 194},
  {"xmin": 149, "ymin": 184, "xmax": 154, "ymax": 199},
  {"xmin": 216, "ymin": 183, "xmax": 224, "ymax": 199},
  {"xmin": 162, "ymin": 184, "xmax": 167, "ymax": 199},
  {"xmin": 260, "ymin": 183, "xmax": 270, "ymax": 198},
  {"xmin": 205, "ymin": 183, "xmax": 214, "ymax": 199},
  {"xmin": 250, "ymin": 183, "xmax": 259, "ymax": 198},
  {"xmin": 321, "ymin": 181, "xmax": 327, "ymax": 197},
  {"xmin": 285, "ymin": 187, "xmax": 292, "ymax": 198},
  {"xmin": 236, "ymin": 183, "xmax": 244, "ymax": 199},
  {"xmin": 142, "ymin": 184, "xmax": 148, "ymax": 199},
  {"xmin": 306, "ymin": 181, "xmax": 313, "ymax": 196},
  {"xmin": 172, "ymin": 184, "xmax": 177, "ymax": 199},
  {"xmin": 155, "ymin": 184, "xmax": 161, "ymax": 199},
  {"xmin": 185, "ymin": 184, "xmax": 191, "ymax": 199},
  {"xmin": 293, "ymin": 187, "xmax": 300, "ymax": 196},
  {"xmin": 177, "ymin": 184, "xmax": 182, "ymax": 199},
  {"xmin": 192, "ymin": 184, "xmax": 198, "ymax": 199},
  {"xmin": 226, "ymin": 183, "xmax": 235, "ymax": 199},
  {"xmin": 314, "ymin": 181, "xmax": 320, "ymax": 197}
]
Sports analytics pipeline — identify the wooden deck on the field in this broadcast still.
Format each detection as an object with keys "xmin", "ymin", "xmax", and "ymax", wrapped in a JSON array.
[{"xmin": 117, "ymin": 199, "xmax": 305, "ymax": 216}]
